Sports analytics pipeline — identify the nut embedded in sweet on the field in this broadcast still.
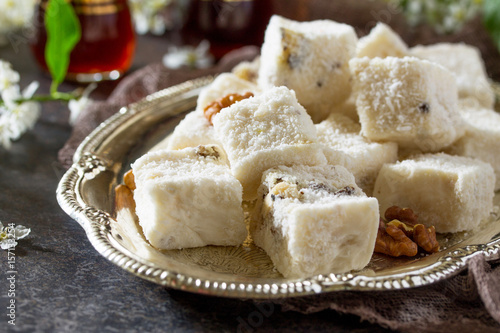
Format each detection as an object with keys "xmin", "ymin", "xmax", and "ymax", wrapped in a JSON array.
[{"xmin": 270, "ymin": 182, "xmax": 299, "ymax": 199}]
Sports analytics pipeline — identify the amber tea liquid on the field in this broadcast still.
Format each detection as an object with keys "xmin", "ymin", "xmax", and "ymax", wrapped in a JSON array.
[
  {"xmin": 185, "ymin": 0, "xmax": 272, "ymax": 59},
  {"xmin": 31, "ymin": 0, "xmax": 136, "ymax": 82}
]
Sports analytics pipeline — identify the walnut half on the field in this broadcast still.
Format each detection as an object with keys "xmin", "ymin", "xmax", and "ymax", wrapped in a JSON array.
[
  {"xmin": 374, "ymin": 206, "xmax": 440, "ymax": 257},
  {"xmin": 384, "ymin": 205, "xmax": 418, "ymax": 225},
  {"xmin": 375, "ymin": 220, "xmax": 418, "ymax": 257},
  {"xmin": 203, "ymin": 92, "xmax": 254, "ymax": 125}
]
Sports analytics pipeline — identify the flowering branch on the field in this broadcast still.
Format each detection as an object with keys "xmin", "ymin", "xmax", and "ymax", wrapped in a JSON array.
[
  {"xmin": 1, "ymin": 91, "xmax": 79, "ymax": 105},
  {"xmin": 0, "ymin": 0, "xmax": 92, "ymax": 150}
]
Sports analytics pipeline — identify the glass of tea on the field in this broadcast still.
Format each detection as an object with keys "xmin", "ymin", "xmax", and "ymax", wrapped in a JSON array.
[
  {"xmin": 184, "ymin": 0, "xmax": 273, "ymax": 60},
  {"xmin": 31, "ymin": 0, "xmax": 136, "ymax": 82}
]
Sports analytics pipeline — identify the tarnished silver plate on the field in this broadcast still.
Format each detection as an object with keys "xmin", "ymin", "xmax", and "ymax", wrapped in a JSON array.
[{"xmin": 57, "ymin": 77, "xmax": 500, "ymax": 299}]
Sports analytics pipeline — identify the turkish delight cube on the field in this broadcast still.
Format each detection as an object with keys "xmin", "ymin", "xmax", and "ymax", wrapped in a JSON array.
[
  {"xmin": 166, "ymin": 109, "xmax": 222, "ymax": 150},
  {"xmin": 373, "ymin": 153, "xmax": 495, "ymax": 233},
  {"xmin": 196, "ymin": 72, "xmax": 258, "ymax": 112},
  {"xmin": 132, "ymin": 145, "xmax": 246, "ymax": 250},
  {"xmin": 356, "ymin": 22, "xmax": 409, "ymax": 58},
  {"xmin": 251, "ymin": 165, "xmax": 379, "ymax": 278},
  {"xmin": 316, "ymin": 113, "xmax": 398, "ymax": 195},
  {"xmin": 411, "ymin": 43, "xmax": 495, "ymax": 109},
  {"xmin": 349, "ymin": 56, "xmax": 464, "ymax": 151},
  {"xmin": 258, "ymin": 15, "xmax": 358, "ymax": 122},
  {"xmin": 212, "ymin": 86, "xmax": 326, "ymax": 200},
  {"xmin": 167, "ymin": 73, "xmax": 258, "ymax": 150},
  {"xmin": 446, "ymin": 99, "xmax": 500, "ymax": 190}
]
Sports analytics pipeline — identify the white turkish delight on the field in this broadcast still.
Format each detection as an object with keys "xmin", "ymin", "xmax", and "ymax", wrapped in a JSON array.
[
  {"xmin": 411, "ymin": 43, "xmax": 495, "ymax": 109},
  {"xmin": 356, "ymin": 22, "xmax": 409, "ymax": 58},
  {"xmin": 166, "ymin": 109, "xmax": 222, "ymax": 150},
  {"xmin": 232, "ymin": 56, "xmax": 260, "ymax": 83},
  {"xmin": 316, "ymin": 113, "xmax": 398, "ymax": 195},
  {"xmin": 132, "ymin": 145, "xmax": 246, "ymax": 250},
  {"xmin": 251, "ymin": 165, "xmax": 379, "ymax": 278},
  {"xmin": 373, "ymin": 153, "xmax": 495, "ymax": 233},
  {"xmin": 258, "ymin": 15, "xmax": 358, "ymax": 123},
  {"xmin": 196, "ymin": 72, "xmax": 258, "ymax": 112},
  {"xmin": 329, "ymin": 94, "xmax": 359, "ymax": 122},
  {"xmin": 212, "ymin": 86, "xmax": 326, "ymax": 201},
  {"xmin": 349, "ymin": 56, "xmax": 464, "ymax": 151},
  {"xmin": 446, "ymin": 99, "xmax": 500, "ymax": 191},
  {"xmin": 167, "ymin": 73, "xmax": 258, "ymax": 150}
]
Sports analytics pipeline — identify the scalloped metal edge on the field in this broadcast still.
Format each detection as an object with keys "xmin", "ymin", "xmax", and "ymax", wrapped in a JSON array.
[{"xmin": 57, "ymin": 77, "xmax": 500, "ymax": 299}]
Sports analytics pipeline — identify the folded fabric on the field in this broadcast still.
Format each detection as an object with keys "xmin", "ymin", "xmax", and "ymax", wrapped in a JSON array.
[{"xmin": 276, "ymin": 254, "xmax": 500, "ymax": 332}]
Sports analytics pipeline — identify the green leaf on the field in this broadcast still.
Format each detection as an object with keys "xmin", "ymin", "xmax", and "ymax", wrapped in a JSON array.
[
  {"xmin": 44, "ymin": 0, "xmax": 81, "ymax": 94},
  {"xmin": 483, "ymin": 0, "xmax": 500, "ymax": 53}
]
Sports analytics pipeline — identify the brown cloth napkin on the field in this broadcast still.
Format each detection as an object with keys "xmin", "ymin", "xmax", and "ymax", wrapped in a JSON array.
[
  {"xmin": 276, "ymin": 254, "xmax": 500, "ymax": 333},
  {"xmin": 58, "ymin": 1, "xmax": 500, "ymax": 332}
]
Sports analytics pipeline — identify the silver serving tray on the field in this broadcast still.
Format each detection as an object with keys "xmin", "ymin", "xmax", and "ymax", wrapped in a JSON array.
[{"xmin": 57, "ymin": 77, "xmax": 500, "ymax": 299}]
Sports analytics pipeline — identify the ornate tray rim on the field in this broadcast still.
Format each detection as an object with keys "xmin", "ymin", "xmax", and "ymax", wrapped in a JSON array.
[{"xmin": 56, "ymin": 76, "xmax": 500, "ymax": 299}]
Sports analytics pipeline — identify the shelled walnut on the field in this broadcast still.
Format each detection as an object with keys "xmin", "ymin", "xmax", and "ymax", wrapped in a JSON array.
[
  {"xmin": 375, "ymin": 220, "xmax": 418, "ymax": 257},
  {"xmin": 203, "ymin": 92, "xmax": 254, "ymax": 124},
  {"xmin": 375, "ymin": 206, "xmax": 440, "ymax": 257},
  {"xmin": 114, "ymin": 170, "xmax": 136, "ymax": 214}
]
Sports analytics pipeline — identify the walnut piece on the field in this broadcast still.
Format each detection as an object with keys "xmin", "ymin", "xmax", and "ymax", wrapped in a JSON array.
[
  {"xmin": 123, "ymin": 169, "xmax": 136, "ymax": 190},
  {"xmin": 386, "ymin": 219, "xmax": 414, "ymax": 238},
  {"xmin": 114, "ymin": 184, "xmax": 136, "ymax": 213},
  {"xmin": 270, "ymin": 182, "xmax": 299, "ymax": 199},
  {"xmin": 375, "ymin": 206, "xmax": 440, "ymax": 257},
  {"xmin": 414, "ymin": 224, "xmax": 440, "ymax": 253},
  {"xmin": 203, "ymin": 92, "xmax": 254, "ymax": 124},
  {"xmin": 195, "ymin": 145, "xmax": 220, "ymax": 159},
  {"xmin": 384, "ymin": 206, "xmax": 418, "ymax": 225},
  {"xmin": 385, "ymin": 219, "xmax": 440, "ymax": 254},
  {"xmin": 374, "ymin": 220, "xmax": 418, "ymax": 257}
]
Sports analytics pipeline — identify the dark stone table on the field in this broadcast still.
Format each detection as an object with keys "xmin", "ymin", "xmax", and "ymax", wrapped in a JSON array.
[{"xmin": 0, "ymin": 34, "xmax": 393, "ymax": 332}]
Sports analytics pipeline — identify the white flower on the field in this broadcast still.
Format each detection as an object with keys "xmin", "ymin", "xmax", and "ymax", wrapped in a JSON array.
[
  {"xmin": 68, "ymin": 83, "xmax": 96, "ymax": 126},
  {"xmin": 0, "ymin": 62, "xmax": 40, "ymax": 150},
  {"xmin": 129, "ymin": 0, "xmax": 171, "ymax": 35},
  {"xmin": 0, "ymin": 60, "xmax": 20, "ymax": 91},
  {"xmin": 163, "ymin": 40, "xmax": 214, "ymax": 69},
  {"xmin": 0, "ymin": 100, "xmax": 40, "ymax": 149},
  {"xmin": 0, "ymin": 221, "xmax": 30, "ymax": 250},
  {"xmin": 0, "ymin": 0, "xmax": 37, "ymax": 46}
]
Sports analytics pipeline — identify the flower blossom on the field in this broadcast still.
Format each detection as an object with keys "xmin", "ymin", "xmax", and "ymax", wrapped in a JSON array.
[
  {"xmin": 0, "ymin": 60, "xmax": 40, "ymax": 150},
  {"xmin": 0, "ymin": 0, "xmax": 37, "ymax": 46},
  {"xmin": 163, "ymin": 40, "xmax": 214, "ymax": 69},
  {"xmin": 0, "ymin": 221, "xmax": 31, "ymax": 250},
  {"xmin": 68, "ymin": 83, "xmax": 96, "ymax": 125},
  {"xmin": 129, "ymin": 0, "xmax": 172, "ymax": 35}
]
